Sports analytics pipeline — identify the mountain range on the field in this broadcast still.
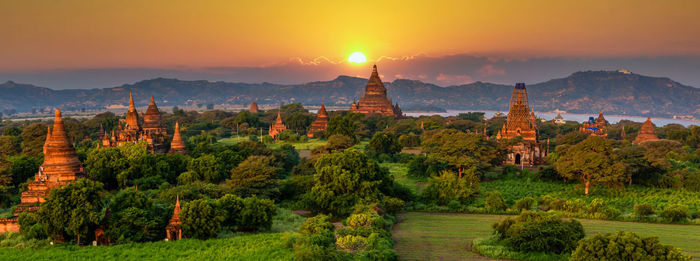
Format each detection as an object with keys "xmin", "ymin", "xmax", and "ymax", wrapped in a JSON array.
[{"xmin": 0, "ymin": 70, "xmax": 698, "ymax": 118}]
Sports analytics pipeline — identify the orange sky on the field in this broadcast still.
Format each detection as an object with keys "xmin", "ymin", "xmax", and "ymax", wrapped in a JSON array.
[{"xmin": 2, "ymin": 0, "xmax": 699, "ymax": 71}]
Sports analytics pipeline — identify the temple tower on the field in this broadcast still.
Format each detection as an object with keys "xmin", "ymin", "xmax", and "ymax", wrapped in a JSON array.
[
  {"xmin": 269, "ymin": 110, "xmax": 287, "ymax": 138},
  {"xmin": 307, "ymin": 102, "xmax": 329, "ymax": 137},
  {"xmin": 350, "ymin": 65, "xmax": 402, "ymax": 117},
  {"xmin": 125, "ymin": 92, "xmax": 140, "ymax": 131},
  {"xmin": 165, "ymin": 196, "xmax": 182, "ymax": 241},
  {"xmin": 496, "ymin": 83, "xmax": 545, "ymax": 166},
  {"xmin": 169, "ymin": 122, "xmax": 188, "ymax": 154},
  {"xmin": 249, "ymin": 101, "xmax": 260, "ymax": 113},
  {"xmin": 633, "ymin": 118, "xmax": 660, "ymax": 144}
]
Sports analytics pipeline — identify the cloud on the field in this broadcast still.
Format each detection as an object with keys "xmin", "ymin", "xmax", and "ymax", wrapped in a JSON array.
[
  {"xmin": 477, "ymin": 64, "xmax": 506, "ymax": 77},
  {"xmin": 435, "ymin": 73, "xmax": 473, "ymax": 85}
]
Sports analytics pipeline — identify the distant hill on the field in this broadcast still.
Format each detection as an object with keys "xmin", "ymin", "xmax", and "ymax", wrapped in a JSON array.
[{"xmin": 1, "ymin": 70, "xmax": 698, "ymax": 118}]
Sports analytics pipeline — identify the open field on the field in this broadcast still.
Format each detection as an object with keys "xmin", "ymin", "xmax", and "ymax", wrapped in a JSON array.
[
  {"xmin": 0, "ymin": 232, "xmax": 293, "ymax": 261},
  {"xmin": 392, "ymin": 212, "xmax": 700, "ymax": 260},
  {"xmin": 381, "ymin": 163, "xmax": 427, "ymax": 194},
  {"xmin": 218, "ymin": 137, "xmax": 327, "ymax": 150}
]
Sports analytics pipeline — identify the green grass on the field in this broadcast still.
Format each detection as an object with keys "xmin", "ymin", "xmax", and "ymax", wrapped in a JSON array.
[
  {"xmin": 381, "ymin": 163, "xmax": 427, "ymax": 194},
  {"xmin": 0, "ymin": 233, "xmax": 294, "ymax": 261},
  {"xmin": 392, "ymin": 212, "xmax": 700, "ymax": 260}
]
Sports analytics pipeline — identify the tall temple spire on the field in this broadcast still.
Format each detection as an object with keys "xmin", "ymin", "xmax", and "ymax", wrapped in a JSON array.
[
  {"xmin": 128, "ymin": 92, "xmax": 136, "ymax": 111},
  {"xmin": 249, "ymin": 101, "xmax": 260, "ymax": 113},
  {"xmin": 165, "ymin": 195, "xmax": 183, "ymax": 241},
  {"xmin": 275, "ymin": 110, "xmax": 283, "ymax": 125},
  {"xmin": 169, "ymin": 122, "xmax": 187, "ymax": 154},
  {"xmin": 144, "ymin": 96, "xmax": 163, "ymax": 129},
  {"xmin": 125, "ymin": 92, "xmax": 140, "ymax": 130},
  {"xmin": 350, "ymin": 65, "xmax": 401, "ymax": 117},
  {"xmin": 633, "ymin": 118, "xmax": 659, "ymax": 144},
  {"xmin": 43, "ymin": 126, "xmax": 52, "ymax": 155},
  {"xmin": 498, "ymin": 83, "xmax": 536, "ymax": 141},
  {"xmin": 307, "ymin": 102, "xmax": 329, "ymax": 138}
]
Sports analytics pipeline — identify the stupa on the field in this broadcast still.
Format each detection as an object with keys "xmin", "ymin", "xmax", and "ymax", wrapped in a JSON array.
[
  {"xmin": 579, "ymin": 110, "xmax": 608, "ymax": 137},
  {"xmin": 165, "ymin": 196, "xmax": 182, "ymax": 241},
  {"xmin": 268, "ymin": 110, "xmax": 287, "ymax": 138},
  {"xmin": 350, "ymin": 65, "xmax": 402, "ymax": 117},
  {"xmin": 633, "ymin": 118, "xmax": 660, "ymax": 144},
  {"xmin": 307, "ymin": 102, "xmax": 329, "ymax": 137},
  {"xmin": 169, "ymin": 122, "xmax": 188, "ymax": 154},
  {"xmin": 101, "ymin": 93, "xmax": 167, "ymax": 153},
  {"xmin": 249, "ymin": 101, "xmax": 260, "ymax": 113}
]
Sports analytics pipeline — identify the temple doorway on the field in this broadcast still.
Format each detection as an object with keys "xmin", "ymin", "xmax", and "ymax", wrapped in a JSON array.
[{"xmin": 514, "ymin": 154, "xmax": 521, "ymax": 165}]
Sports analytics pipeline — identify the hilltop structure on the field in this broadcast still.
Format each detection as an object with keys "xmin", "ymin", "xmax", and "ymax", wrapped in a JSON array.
[
  {"xmin": 100, "ymin": 93, "xmax": 168, "ymax": 153},
  {"xmin": 553, "ymin": 114, "xmax": 565, "ymax": 125},
  {"xmin": 579, "ymin": 111, "xmax": 608, "ymax": 137},
  {"xmin": 1, "ymin": 108, "xmax": 83, "ymax": 233},
  {"xmin": 249, "ymin": 101, "xmax": 260, "ymax": 113},
  {"xmin": 633, "ymin": 118, "xmax": 660, "ymax": 144},
  {"xmin": 496, "ymin": 83, "xmax": 546, "ymax": 166},
  {"xmin": 165, "ymin": 196, "xmax": 182, "ymax": 241},
  {"xmin": 268, "ymin": 110, "xmax": 287, "ymax": 138},
  {"xmin": 350, "ymin": 65, "xmax": 402, "ymax": 117},
  {"xmin": 307, "ymin": 102, "xmax": 329, "ymax": 137},
  {"xmin": 169, "ymin": 122, "xmax": 188, "ymax": 155}
]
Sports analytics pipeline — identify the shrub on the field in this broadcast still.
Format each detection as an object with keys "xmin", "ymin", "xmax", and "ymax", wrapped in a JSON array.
[
  {"xmin": 336, "ymin": 235, "xmax": 368, "ymax": 251},
  {"xmin": 484, "ymin": 191, "xmax": 506, "ymax": 211},
  {"xmin": 216, "ymin": 194, "xmax": 244, "ymax": 227},
  {"xmin": 634, "ymin": 204, "xmax": 655, "ymax": 219},
  {"xmin": 513, "ymin": 197, "xmax": 536, "ymax": 212},
  {"xmin": 380, "ymin": 197, "xmax": 405, "ymax": 214},
  {"xmin": 422, "ymin": 170, "xmax": 479, "ymax": 205},
  {"xmin": 181, "ymin": 198, "xmax": 225, "ymax": 239},
  {"xmin": 660, "ymin": 204, "xmax": 688, "ymax": 223},
  {"xmin": 492, "ymin": 211, "xmax": 585, "ymax": 254},
  {"xmin": 571, "ymin": 231, "xmax": 690, "ymax": 261}
]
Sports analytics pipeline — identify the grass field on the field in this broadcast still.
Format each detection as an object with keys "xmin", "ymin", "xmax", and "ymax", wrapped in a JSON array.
[
  {"xmin": 392, "ymin": 212, "xmax": 700, "ymax": 260},
  {"xmin": 381, "ymin": 163, "xmax": 427, "ymax": 194},
  {"xmin": 0, "ymin": 232, "xmax": 293, "ymax": 261},
  {"xmin": 218, "ymin": 137, "xmax": 327, "ymax": 150}
]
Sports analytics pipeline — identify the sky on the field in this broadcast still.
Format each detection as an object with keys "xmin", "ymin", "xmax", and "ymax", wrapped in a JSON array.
[{"xmin": 1, "ymin": 0, "xmax": 700, "ymax": 89}]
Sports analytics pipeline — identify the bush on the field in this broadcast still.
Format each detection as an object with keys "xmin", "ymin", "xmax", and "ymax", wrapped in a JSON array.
[
  {"xmin": 238, "ymin": 196, "xmax": 276, "ymax": 231},
  {"xmin": 492, "ymin": 211, "xmax": 584, "ymax": 254},
  {"xmin": 571, "ymin": 231, "xmax": 690, "ymax": 261},
  {"xmin": 484, "ymin": 191, "xmax": 507, "ymax": 211},
  {"xmin": 513, "ymin": 197, "xmax": 536, "ymax": 212},
  {"xmin": 660, "ymin": 204, "xmax": 688, "ymax": 223},
  {"xmin": 633, "ymin": 204, "xmax": 655, "ymax": 219},
  {"xmin": 422, "ymin": 170, "xmax": 479, "ymax": 205},
  {"xmin": 181, "ymin": 198, "xmax": 225, "ymax": 239}
]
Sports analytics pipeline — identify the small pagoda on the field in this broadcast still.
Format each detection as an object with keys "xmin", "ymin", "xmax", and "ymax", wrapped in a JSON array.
[
  {"xmin": 307, "ymin": 102, "xmax": 329, "ymax": 137},
  {"xmin": 165, "ymin": 196, "xmax": 182, "ymax": 241},
  {"xmin": 633, "ymin": 118, "xmax": 660, "ymax": 144},
  {"xmin": 101, "ymin": 93, "xmax": 167, "ymax": 153},
  {"xmin": 350, "ymin": 65, "xmax": 402, "ymax": 117},
  {"xmin": 268, "ymin": 110, "xmax": 287, "ymax": 138},
  {"xmin": 169, "ymin": 122, "xmax": 188, "ymax": 154},
  {"xmin": 496, "ymin": 83, "xmax": 546, "ymax": 166}
]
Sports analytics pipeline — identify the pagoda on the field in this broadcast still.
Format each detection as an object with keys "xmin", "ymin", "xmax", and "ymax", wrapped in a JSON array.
[
  {"xmin": 249, "ymin": 101, "xmax": 260, "ymax": 113},
  {"xmin": 16, "ymin": 108, "xmax": 83, "ymax": 214},
  {"xmin": 165, "ymin": 196, "xmax": 182, "ymax": 241},
  {"xmin": 307, "ymin": 102, "xmax": 329, "ymax": 137},
  {"xmin": 268, "ymin": 110, "xmax": 287, "ymax": 138},
  {"xmin": 579, "ymin": 110, "xmax": 608, "ymax": 137},
  {"xmin": 496, "ymin": 83, "xmax": 545, "ymax": 166},
  {"xmin": 350, "ymin": 65, "xmax": 402, "ymax": 117},
  {"xmin": 101, "ymin": 93, "xmax": 167, "ymax": 153},
  {"xmin": 169, "ymin": 122, "xmax": 188, "ymax": 154},
  {"xmin": 633, "ymin": 118, "xmax": 659, "ymax": 144}
]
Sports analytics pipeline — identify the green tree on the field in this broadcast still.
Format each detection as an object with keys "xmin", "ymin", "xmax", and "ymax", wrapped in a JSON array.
[
  {"xmin": 188, "ymin": 154, "xmax": 224, "ymax": 183},
  {"xmin": 216, "ymin": 194, "xmax": 244, "ymax": 227},
  {"xmin": 181, "ymin": 198, "xmax": 225, "ymax": 239},
  {"xmin": 368, "ymin": 131, "xmax": 402, "ymax": 155},
  {"xmin": 3, "ymin": 126, "xmax": 22, "ymax": 136},
  {"xmin": 304, "ymin": 149, "xmax": 393, "ymax": 216},
  {"xmin": 38, "ymin": 179, "xmax": 104, "ymax": 245},
  {"xmin": 422, "ymin": 129, "xmax": 504, "ymax": 178},
  {"xmin": 493, "ymin": 211, "xmax": 585, "ymax": 254},
  {"xmin": 554, "ymin": 136, "xmax": 627, "ymax": 195},
  {"xmin": 571, "ymin": 231, "xmax": 690, "ymax": 261},
  {"xmin": 327, "ymin": 114, "xmax": 357, "ymax": 140},
  {"xmin": 238, "ymin": 196, "xmax": 276, "ymax": 231},
  {"xmin": 0, "ymin": 136, "xmax": 20, "ymax": 156},
  {"xmin": 85, "ymin": 148, "xmax": 127, "ymax": 189},
  {"xmin": 20, "ymin": 123, "xmax": 47, "ymax": 156},
  {"xmin": 8, "ymin": 155, "xmax": 42, "ymax": 186},
  {"xmin": 226, "ymin": 156, "xmax": 280, "ymax": 198},
  {"xmin": 423, "ymin": 170, "xmax": 479, "ymax": 205}
]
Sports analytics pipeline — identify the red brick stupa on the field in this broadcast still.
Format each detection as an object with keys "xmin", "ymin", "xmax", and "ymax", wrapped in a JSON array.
[
  {"xmin": 249, "ymin": 101, "xmax": 260, "ymax": 113},
  {"xmin": 633, "ymin": 118, "xmax": 660, "ymax": 145},
  {"xmin": 307, "ymin": 102, "xmax": 329, "ymax": 137},
  {"xmin": 350, "ymin": 65, "xmax": 402, "ymax": 117},
  {"xmin": 169, "ymin": 122, "xmax": 188, "ymax": 154},
  {"xmin": 16, "ymin": 108, "xmax": 83, "ymax": 214}
]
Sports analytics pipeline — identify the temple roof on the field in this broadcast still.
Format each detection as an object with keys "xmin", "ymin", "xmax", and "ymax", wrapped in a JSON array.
[
  {"xmin": 249, "ymin": 101, "xmax": 259, "ymax": 113},
  {"xmin": 170, "ymin": 122, "xmax": 187, "ymax": 154},
  {"xmin": 633, "ymin": 117, "xmax": 659, "ymax": 144},
  {"xmin": 143, "ymin": 96, "xmax": 163, "ymax": 129},
  {"xmin": 274, "ymin": 110, "xmax": 284, "ymax": 125},
  {"xmin": 125, "ymin": 92, "xmax": 140, "ymax": 130},
  {"xmin": 42, "ymin": 108, "xmax": 82, "ymax": 174},
  {"xmin": 317, "ymin": 102, "xmax": 328, "ymax": 119},
  {"xmin": 364, "ymin": 65, "xmax": 387, "ymax": 97}
]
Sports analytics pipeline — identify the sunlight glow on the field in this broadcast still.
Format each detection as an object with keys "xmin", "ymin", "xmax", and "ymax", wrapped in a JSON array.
[{"xmin": 348, "ymin": 52, "xmax": 367, "ymax": 64}]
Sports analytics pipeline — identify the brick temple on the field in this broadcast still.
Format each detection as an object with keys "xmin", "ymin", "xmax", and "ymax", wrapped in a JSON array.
[
  {"xmin": 307, "ymin": 102, "xmax": 329, "ymax": 137},
  {"xmin": 633, "ymin": 117, "xmax": 660, "ymax": 144},
  {"xmin": 165, "ymin": 196, "xmax": 182, "ymax": 241},
  {"xmin": 268, "ymin": 110, "xmax": 287, "ymax": 138},
  {"xmin": 101, "ymin": 93, "xmax": 168, "ymax": 153},
  {"xmin": 1, "ymin": 108, "xmax": 84, "ymax": 233},
  {"xmin": 497, "ymin": 83, "xmax": 546, "ymax": 166},
  {"xmin": 169, "ymin": 122, "xmax": 188, "ymax": 155},
  {"xmin": 249, "ymin": 101, "xmax": 260, "ymax": 113},
  {"xmin": 579, "ymin": 110, "xmax": 608, "ymax": 137},
  {"xmin": 350, "ymin": 65, "xmax": 402, "ymax": 117}
]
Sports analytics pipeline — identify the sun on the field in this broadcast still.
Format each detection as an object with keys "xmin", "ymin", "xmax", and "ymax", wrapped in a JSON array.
[{"xmin": 348, "ymin": 52, "xmax": 367, "ymax": 64}]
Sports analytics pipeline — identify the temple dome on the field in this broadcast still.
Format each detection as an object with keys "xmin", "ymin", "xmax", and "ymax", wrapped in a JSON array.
[{"xmin": 143, "ymin": 96, "xmax": 163, "ymax": 129}]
